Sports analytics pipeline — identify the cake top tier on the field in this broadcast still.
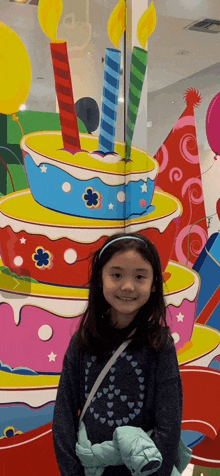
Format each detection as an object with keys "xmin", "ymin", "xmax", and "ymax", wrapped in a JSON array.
[{"xmin": 21, "ymin": 132, "xmax": 158, "ymax": 177}]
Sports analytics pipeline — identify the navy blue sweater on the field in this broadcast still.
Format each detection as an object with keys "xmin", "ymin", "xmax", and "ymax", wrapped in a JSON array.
[{"xmin": 52, "ymin": 330, "xmax": 183, "ymax": 476}]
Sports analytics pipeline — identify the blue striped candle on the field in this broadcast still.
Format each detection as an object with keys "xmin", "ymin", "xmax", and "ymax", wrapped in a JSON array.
[{"xmin": 98, "ymin": 48, "xmax": 121, "ymax": 153}]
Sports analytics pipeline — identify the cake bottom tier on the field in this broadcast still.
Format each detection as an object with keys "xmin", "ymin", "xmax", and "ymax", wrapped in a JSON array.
[{"xmin": 0, "ymin": 260, "xmax": 200, "ymax": 374}]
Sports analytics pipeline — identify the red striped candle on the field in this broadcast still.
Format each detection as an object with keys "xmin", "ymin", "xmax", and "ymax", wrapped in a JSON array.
[{"xmin": 50, "ymin": 41, "xmax": 80, "ymax": 152}]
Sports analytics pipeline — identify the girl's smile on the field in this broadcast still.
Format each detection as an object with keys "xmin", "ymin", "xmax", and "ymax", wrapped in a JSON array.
[{"xmin": 102, "ymin": 249, "xmax": 155, "ymax": 329}]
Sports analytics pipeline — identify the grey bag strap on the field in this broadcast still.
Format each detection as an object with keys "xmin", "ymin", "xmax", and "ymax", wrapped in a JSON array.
[{"xmin": 79, "ymin": 328, "xmax": 136, "ymax": 425}]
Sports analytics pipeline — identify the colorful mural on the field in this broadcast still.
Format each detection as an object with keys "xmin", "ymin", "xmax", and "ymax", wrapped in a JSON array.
[{"xmin": 0, "ymin": 0, "xmax": 219, "ymax": 475}]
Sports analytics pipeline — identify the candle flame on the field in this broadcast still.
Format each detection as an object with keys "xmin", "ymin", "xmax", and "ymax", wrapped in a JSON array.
[
  {"xmin": 137, "ymin": 2, "xmax": 156, "ymax": 50},
  {"xmin": 108, "ymin": 0, "xmax": 126, "ymax": 49},
  {"xmin": 38, "ymin": 0, "xmax": 63, "ymax": 42}
]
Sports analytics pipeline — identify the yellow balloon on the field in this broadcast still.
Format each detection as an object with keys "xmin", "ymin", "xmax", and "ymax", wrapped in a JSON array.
[{"xmin": 0, "ymin": 22, "xmax": 32, "ymax": 115}]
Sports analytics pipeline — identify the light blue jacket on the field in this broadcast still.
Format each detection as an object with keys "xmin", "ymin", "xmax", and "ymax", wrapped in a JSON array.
[{"xmin": 76, "ymin": 422, "xmax": 192, "ymax": 476}]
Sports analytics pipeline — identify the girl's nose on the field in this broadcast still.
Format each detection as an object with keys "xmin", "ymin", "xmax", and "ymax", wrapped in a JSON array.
[{"xmin": 120, "ymin": 279, "xmax": 135, "ymax": 291}]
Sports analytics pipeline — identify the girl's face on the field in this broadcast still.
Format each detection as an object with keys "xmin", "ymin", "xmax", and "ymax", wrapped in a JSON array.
[{"xmin": 102, "ymin": 249, "xmax": 155, "ymax": 329}]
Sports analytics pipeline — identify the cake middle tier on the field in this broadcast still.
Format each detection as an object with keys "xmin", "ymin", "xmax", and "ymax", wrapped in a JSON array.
[{"xmin": 0, "ymin": 189, "xmax": 182, "ymax": 287}]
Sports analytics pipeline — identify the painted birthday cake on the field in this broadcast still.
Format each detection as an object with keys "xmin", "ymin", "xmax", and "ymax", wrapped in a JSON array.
[
  {"xmin": 0, "ymin": 0, "xmax": 214, "ymax": 472},
  {"xmin": 0, "ymin": 155, "xmax": 199, "ymax": 441}
]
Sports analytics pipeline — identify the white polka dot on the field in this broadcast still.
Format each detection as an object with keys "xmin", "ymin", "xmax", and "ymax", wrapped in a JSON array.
[
  {"xmin": 172, "ymin": 332, "xmax": 180, "ymax": 344},
  {"xmin": 117, "ymin": 191, "xmax": 125, "ymax": 203},
  {"xmin": 62, "ymin": 182, "xmax": 72, "ymax": 193},
  {"xmin": 64, "ymin": 248, "xmax": 78, "ymax": 264},
  {"xmin": 38, "ymin": 325, "xmax": 53, "ymax": 341},
  {"xmin": 14, "ymin": 256, "xmax": 23, "ymax": 267}
]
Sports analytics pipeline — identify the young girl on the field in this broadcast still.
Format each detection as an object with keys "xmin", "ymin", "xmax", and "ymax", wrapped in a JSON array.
[{"xmin": 52, "ymin": 233, "xmax": 183, "ymax": 476}]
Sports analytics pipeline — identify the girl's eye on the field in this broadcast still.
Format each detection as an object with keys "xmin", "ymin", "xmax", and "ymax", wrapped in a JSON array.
[
  {"xmin": 136, "ymin": 275, "xmax": 146, "ymax": 280},
  {"xmin": 112, "ymin": 273, "xmax": 121, "ymax": 278}
]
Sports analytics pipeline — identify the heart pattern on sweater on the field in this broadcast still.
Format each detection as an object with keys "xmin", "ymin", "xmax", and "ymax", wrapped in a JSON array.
[
  {"xmin": 114, "ymin": 389, "xmax": 120, "ymax": 395},
  {"xmin": 84, "ymin": 350, "xmax": 145, "ymax": 427}
]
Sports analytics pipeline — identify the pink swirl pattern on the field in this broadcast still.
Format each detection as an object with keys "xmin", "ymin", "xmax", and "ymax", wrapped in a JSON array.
[
  {"xmin": 175, "ymin": 224, "xmax": 208, "ymax": 266},
  {"xmin": 180, "ymin": 133, "xmax": 199, "ymax": 164},
  {"xmin": 156, "ymin": 144, "xmax": 169, "ymax": 174},
  {"xmin": 169, "ymin": 167, "xmax": 183, "ymax": 183},
  {"xmin": 173, "ymin": 116, "xmax": 195, "ymax": 130},
  {"xmin": 182, "ymin": 178, "xmax": 204, "ymax": 204}
]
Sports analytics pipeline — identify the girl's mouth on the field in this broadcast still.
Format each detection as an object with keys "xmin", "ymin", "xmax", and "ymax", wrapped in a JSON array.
[{"xmin": 116, "ymin": 296, "xmax": 136, "ymax": 301}]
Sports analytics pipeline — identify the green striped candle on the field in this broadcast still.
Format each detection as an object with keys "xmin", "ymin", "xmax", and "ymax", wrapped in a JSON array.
[{"xmin": 126, "ymin": 47, "xmax": 148, "ymax": 161}]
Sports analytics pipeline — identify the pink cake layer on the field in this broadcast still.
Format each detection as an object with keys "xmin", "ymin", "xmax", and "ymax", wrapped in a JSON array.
[
  {"xmin": 0, "ymin": 297, "xmax": 198, "ymax": 374},
  {"xmin": 0, "ymin": 304, "xmax": 81, "ymax": 374},
  {"xmin": 166, "ymin": 296, "xmax": 199, "ymax": 351}
]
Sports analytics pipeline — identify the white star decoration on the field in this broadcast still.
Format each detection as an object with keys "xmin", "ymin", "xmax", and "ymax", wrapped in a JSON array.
[
  {"xmin": 20, "ymin": 238, "xmax": 26, "ymax": 244},
  {"xmin": 108, "ymin": 203, "xmax": 114, "ymax": 210},
  {"xmin": 141, "ymin": 183, "xmax": 147, "ymax": 193},
  {"xmin": 40, "ymin": 165, "xmax": 47, "ymax": 173},
  {"xmin": 48, "ymin": 351, "xmax": 57, "ymax": 362},
  {"xmin": 176, "ymin": 312, "xmax": 184, "ymax": 322}
]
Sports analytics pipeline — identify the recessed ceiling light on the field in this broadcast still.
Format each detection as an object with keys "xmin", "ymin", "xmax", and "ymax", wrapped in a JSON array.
[
  {"xmin": 176, "ymin": 50, "xmax": 190, "ymax": 55},
  {"xmin": 10, "ymin": 0, "xmax": 29, "ymax": 3},
  {"xmin": 19, "ymin": 104, "xmax": 27, "ymax": 111}
]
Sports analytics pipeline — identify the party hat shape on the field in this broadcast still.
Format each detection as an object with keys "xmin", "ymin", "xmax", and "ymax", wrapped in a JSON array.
[{"xmin": 154, "ymin": 88, "xmax": 208, "ymax": 267}]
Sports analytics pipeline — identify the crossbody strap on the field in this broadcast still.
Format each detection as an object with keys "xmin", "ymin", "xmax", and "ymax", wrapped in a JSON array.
[{"xmin": 79, "ymin": 328, "xmax": 136, "ymax": 425}]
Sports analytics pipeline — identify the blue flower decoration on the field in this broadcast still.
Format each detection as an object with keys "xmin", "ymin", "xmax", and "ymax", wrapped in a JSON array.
[
  {"xmin": 32, "ymin": 247, "xmax": 52, "ymax": 269},
  {"xmin": 0, "ymin": 426, "xmax": 22, "ymax": 439},
  {"xmin": 83, "ymin": 187, "xmax": 102, "ymax": 209}
]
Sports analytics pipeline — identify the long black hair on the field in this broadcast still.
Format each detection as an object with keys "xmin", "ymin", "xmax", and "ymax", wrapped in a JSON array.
[{"xmin": 76, "ymin": 232, "xmax": 172, "ymax": 360}]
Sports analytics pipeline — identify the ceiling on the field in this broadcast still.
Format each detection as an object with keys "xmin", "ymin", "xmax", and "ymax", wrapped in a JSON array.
[{"xmin": 2, "ymin": 2, "xmax": 220, "ymax": 84}]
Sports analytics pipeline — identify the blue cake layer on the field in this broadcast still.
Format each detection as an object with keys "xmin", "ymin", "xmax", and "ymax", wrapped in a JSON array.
[
  {"xmin": 24, "ymin": 155, "xmax": 155, "ymax": 220},
  {"xmin": 0, "ymin": 403, "xmax": 55, "ymax": 436}
]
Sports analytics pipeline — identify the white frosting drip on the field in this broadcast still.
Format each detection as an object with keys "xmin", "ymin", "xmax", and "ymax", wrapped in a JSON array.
[
  {"xmin": 164, "ymin": 261, "xmax": 200, "ymax": 307},
  {"xmin": 0, "ymin": 290, "xmax": 87, "ymax": 325},
  {"xmin": 89, "ymin": 152, "xmax": 122, "ymax": 164},
  {"xmin": 0, "ymin": 190, "xmax": 181, "ymax": 241},
  {"xmin": 22, "ymin": 139, "xmax": 158, "ymax": 185},
  {"xmin": 0, "ymin": 388, "xmax": 57, "ymax": 406}
]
